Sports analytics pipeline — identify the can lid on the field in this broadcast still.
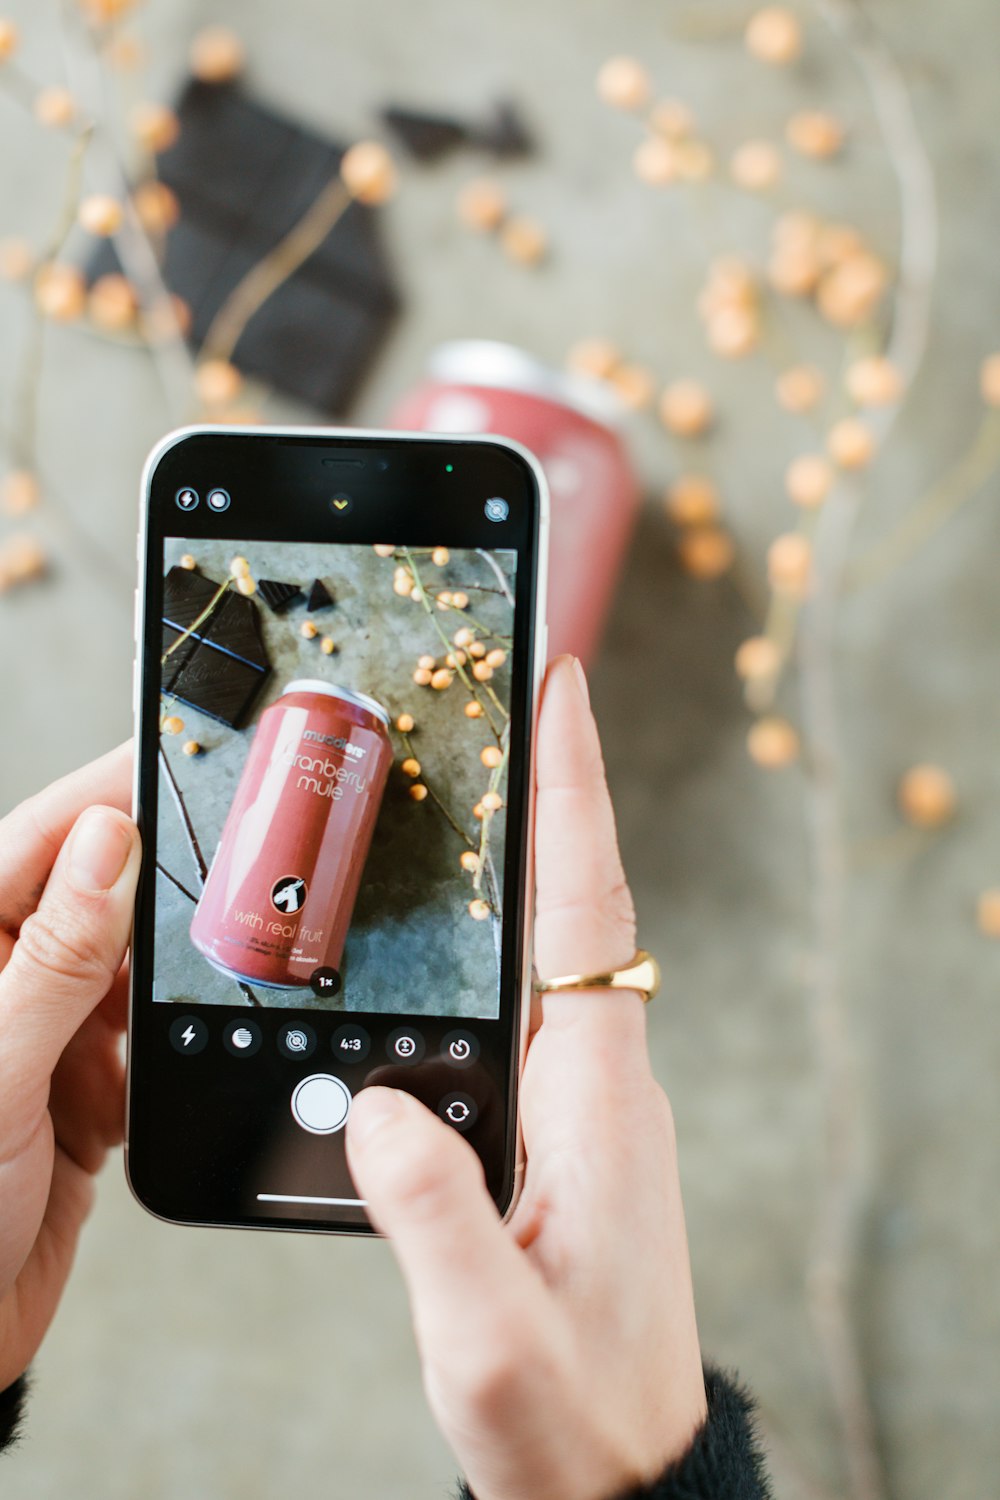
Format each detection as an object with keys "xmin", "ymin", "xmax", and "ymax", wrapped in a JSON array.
[
  {"xmin": 282, "ymin": 679, "xmax": 391, "ymax": 726},
  {"xmin": 427, "ymin": 340, "xmax": 625, "ymax": 430}
]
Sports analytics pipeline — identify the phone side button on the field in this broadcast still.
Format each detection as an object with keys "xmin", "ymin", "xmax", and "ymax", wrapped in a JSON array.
[{"xmin": 290, "ymin": 1073, "xmax": 352, "ymax": 1135}]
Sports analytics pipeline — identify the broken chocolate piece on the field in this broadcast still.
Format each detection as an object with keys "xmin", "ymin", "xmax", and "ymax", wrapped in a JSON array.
[
  {"xmin": 257, "ymin": 578, "xmax": 303, "ymax": 613},
  {"xmin": 381, "ymin": 105, "xmax": 467, "ymax": 161},
  {"xmin": 469, "ymin": 100, "xmax": 534, "ymax": 159},
  {"xmin": 161, "ymin": 565, "xmax": 270, "ymax": 727},
  {"xmin": 306, "ymin": 578, "xmax": 333, "ymax": 612}
]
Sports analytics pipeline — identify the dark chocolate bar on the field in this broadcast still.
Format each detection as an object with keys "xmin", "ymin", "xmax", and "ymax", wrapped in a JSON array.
[{"xmin": 86, "ymin": 81, "xmax": 402, "ymax": 414}]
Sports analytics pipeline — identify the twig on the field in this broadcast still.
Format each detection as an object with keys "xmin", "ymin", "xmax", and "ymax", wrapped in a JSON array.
[
  {"xmin": 156, "ymin": 861, "xmax": 197, "ymax": 903},
  {"xmin": 844, "ymin": 410, "xmax": 1000, "ymax": 592},
  {"xmin": 402, "ymin": 548, "xmax": 504, "ymax": 739},
  {"xmin": 475, "ymin": 547, "xmax": 515, "ymax": 606},
  {"xmin": 795, "ymin": 6, "xmax": 939, "ymax": 1500},
  {"xmin": 200, "ymin": 177, "xmax": 351, "ymax": 366},
  {"xmin": 399, "ymin": 730, "xmax": 474, "ymax": 847},
  {"xmin": 158, "ymin": 745, "xmax": 207, "ymax": 884},
  {"xmin": 8, "ymin": 123, "xmax": 94, "ymax": 472}
]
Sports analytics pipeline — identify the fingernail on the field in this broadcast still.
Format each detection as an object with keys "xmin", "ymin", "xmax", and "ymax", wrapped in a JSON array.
[
  {"xmin": 67, "ymin": 808, "xmax": 134, "ymax": 894},
  {"xmin": 571, "ymin": 655, "xmax": 591, "ymax": 706},
  {"xmin": 349, "ymin": 1086, "xmax": 407, "ymax": 1147}
]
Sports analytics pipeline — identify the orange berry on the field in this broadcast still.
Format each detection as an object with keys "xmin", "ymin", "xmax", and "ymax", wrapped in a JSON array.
[
  {"xmin": 456, "ymin": 178, "xmax": 506, "ymax": 232},
  {"xmin": 161, "ymin": 715, "xmax": 184, "ymax": 735},
  {"xmin": 132, "ymin": 102, "xmax": 180, "ymax": 154},
  {"xmin": 468, "ymin": 898, "xmax": 491, "ymax": 920},
  {"xmin": 34, "ymin": 262, "xmax": 86, "ymax": 321},
  {"xmin": 665, "ymin": 474, "xmax": 719, "ymax": 528},
  {"xmin": 465, "ymin": 701, "xmax": 484, "ymax": 718},
  {"xmin": 976, "ymin": 888, "xmax": 1000, "ymax": 938},
  {"xmin": 649, "ymin": 98, "xmax": 694, "ymax": 140},
  {"xmin": 189, "ymin": 25, "xmax": 245, "ymax": 83},
  {"xmin": 827, "ymin": 417, "xmax": 875, "ymax": 470},
  {"xmin": 747, "ymin": 716, "xmax": 799, "ymax": 767},
  {"xmin": 33, "ymin": 86, "xmax": 75, "ymax": 128},
  {"xmin": 786, "ymin": 111, "xmax": 845, "ymax": 160},
  {"xmin": 775, "ymin": 364, "xmax": 824, "ymax": 413},
  {"xmin": 408, "ymin": 783, "xmax": 429, "ymax": 802},
  {"xmin": 677, "ymin": 527, "xmax": 734, "ymax": 580},
  {"xmin": 500, "ymin": 216, "xmax": 547, "ymax": 266},
  {"xmin": 735, "ymin": 636, "xmax": 781, "ymax": 682},
  {"xmin": 845, "ymin": 356, "xmax": 903, "ymax": 407},
  {"xmin": 898, "ymin": 765, "xmax": 956, "ymax": 828},
  {"xmin": 633, "ymin": 135, "xmax": 681, "ymax": 186},
  {"xmin": 195, "ymin": 359, "xmax": 243, "ymax": 406},
  {"xmin": 730, "ymin": 140, "xmax": 782, "ymax": 191},
  {"xmin": 596, "ymin": 55, "xmax": 651, "ymax": 111},
  {"xmin": 460, "ymin": 850, "xmax": 480, "ymax": 873},
  {"xmin": 980, "ymin": 354, "xmax": 1000, "ymax": 408},
  {"xmin": 133, "ymin": 180, "xmax": 180, "ymax": 234},
  {"xmin": 430, "ymin": 668, "xmax": 453, "ymax": 690},
  {"xmin": 659, "ymin": 379, "xmax": 713, "ymax": 437},
  {"xmin": 401, "ymin": 757, "xmax": 421, "ymax": 778},
  {"xmin": 79, "ymin": 194, "xmax": 123, "ymax": 237},
  {"xmin": 340, "ymin": 140, "xmax": 397, "ymax": 204},
  {"xmin": 566, "ymin": 337, "xmax": 621, "ymax": 381},
  {"xmin": 396, "ymin": 713, "xmax": 415, "ymax": 733},
  {"xmin": 480, "ymin": 745, "xmax": 503, "ymax": 768},
  {"xmin": 785, "ymin": 453, "xmax": 834, "ymax": 508},
  {"xmin": 482, "ymin": 790, "xmax": 503, "ymax": 812},
  {"xmin": 88, "ymin": 273, "xmax": 138, "ymax": 331},
  {"xmin": 745, "ymin": 7, "xmax": 802, "ymax": 65},
  {"xmin": 767, "ymin": 532, "xmax": 812, "ymax": 597}
]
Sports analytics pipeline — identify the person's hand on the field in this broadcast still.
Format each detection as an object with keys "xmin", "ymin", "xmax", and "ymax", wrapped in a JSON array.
[
  {"xmin": 347, "ymin": 655, "xmax": 707, "ymax": 1500},
  {"xmin": 0, "ymin": 745, "xmax": 139, "ymax": 1391}
]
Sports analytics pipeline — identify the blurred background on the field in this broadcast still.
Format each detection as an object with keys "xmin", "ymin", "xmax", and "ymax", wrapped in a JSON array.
[{"xmin": 1, "ymin": 1, "xmax": 999, "ymax": 1497}]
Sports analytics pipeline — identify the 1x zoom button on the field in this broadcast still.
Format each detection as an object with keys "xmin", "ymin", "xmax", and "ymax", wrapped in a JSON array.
[{"xmin": 290, "ymin": 1074, "xmax": 352, "ymax": 1135}]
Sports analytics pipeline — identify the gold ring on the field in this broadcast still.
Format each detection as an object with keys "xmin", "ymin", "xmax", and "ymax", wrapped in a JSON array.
[{"xmin": 533, "ymin": 948, "xmax": 660, "ymax": 1004}]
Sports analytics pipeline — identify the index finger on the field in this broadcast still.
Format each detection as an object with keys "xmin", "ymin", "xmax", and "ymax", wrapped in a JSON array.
[{"xmin": 0, "ymin": 741, "xmax": 133, "ymax": 939}]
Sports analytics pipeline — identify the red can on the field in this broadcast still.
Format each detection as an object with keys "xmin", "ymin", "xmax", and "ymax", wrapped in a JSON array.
[
  {"xmin": 189, "ymin": 680, "xmax": 393, "ymax": 990},
  {"xmin": 389, "ymin": 340, "xmax": 640, "ymax": 663}
]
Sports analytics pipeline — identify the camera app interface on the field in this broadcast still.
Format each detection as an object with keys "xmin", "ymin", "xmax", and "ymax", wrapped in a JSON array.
[{"xmin": 155, "ymin": 537, "xmax": 516, "ymax": 1022}]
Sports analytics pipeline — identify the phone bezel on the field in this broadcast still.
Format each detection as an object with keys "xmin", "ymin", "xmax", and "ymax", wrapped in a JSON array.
[{"xmin": 126, "ymin": 424, "xmax": 549, "ymax": 1237}]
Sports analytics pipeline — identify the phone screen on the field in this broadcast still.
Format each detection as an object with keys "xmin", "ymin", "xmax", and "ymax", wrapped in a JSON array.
[{"xmin": 128, "ymin": 428, "xmax": 546, "ymax": 1233}]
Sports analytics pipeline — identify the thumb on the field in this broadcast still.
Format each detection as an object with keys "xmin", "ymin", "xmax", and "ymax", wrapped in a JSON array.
[
  {"xmin": 0, "ymin": 806, "xmax": 140, "ymax": 1141},
  {"xmin": 347, "ymin": 1088, "xmax": 543, "ymax": 1361}
]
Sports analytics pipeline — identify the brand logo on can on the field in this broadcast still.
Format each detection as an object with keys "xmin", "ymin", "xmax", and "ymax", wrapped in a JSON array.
[
  {"xmin": 271, "ymin": 875, "xmax": 308, "ymax": 914},
  {"xmin": 303, "ymin": 727, "xmax": 365, "ymax": 759}
]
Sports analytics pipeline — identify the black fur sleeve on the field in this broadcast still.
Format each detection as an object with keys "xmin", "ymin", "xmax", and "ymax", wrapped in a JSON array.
[
  {"xmin": 456, "ymin": 1367, "xmax": 772, "ymax": 1500},
  {"xmin": 0, "ymin": 1374, "xmax": 28, "ymax": 1455}
]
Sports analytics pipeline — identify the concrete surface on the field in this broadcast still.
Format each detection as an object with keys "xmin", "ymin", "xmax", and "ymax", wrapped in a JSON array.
[{"xmin": 1, "ymin": 1, "xmax": 999, "ymax": 1498}]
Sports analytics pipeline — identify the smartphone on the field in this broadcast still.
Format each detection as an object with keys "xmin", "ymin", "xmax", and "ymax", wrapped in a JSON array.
[{"xmin": 127, "ymin": 425, "xmax": 548, "ymax": 1235}]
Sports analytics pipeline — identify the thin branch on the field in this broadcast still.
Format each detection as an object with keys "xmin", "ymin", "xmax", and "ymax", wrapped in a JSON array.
[
  {"xmin": 794, "ymin": 7, "xmax": 939, "ymax": 1500},
  {"xmin": 156, "ymin": 861, "xmax": 197, "ymax": 903},
  {"xmin": 158, "ymin": 745, "xmax": 207, "ymax": 884},
  {"xmin": 844, "ymin": 411, "xmax": 1000, "ymax": 592},
  {"xmin": 200, "ymin": 177, "xmax": 351, "ymax": 366},
  {"xmin": 475, "ymin": 547, "xmax": 515, "ymax": 606}
]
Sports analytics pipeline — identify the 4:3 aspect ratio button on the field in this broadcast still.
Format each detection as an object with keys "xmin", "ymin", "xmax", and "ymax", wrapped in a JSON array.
[
  {"xmin": 332, "ymin": 1023, "xmax": 371, "ymax": 1065},
  {"xmin": 386, "ymin": 1027, "xmax": 425, "ymax": 1065},
  {"xmin": 223, "ymin": 1018, "xmax": 263, "ymax": 1057},
  {"xmin": 169, "ymin": 1014, "xmax": 208, "ymax": 1055},
  {"xmin": 438, "ymin": 1092, "xmax": 478, "ymax": 1132},
  {"xmin": 277, "ymin": 1022, "xmax": 317, "ymax": 1060},
  {"xmin": 441, "ymin": 1030, "xmax": 479, "ymax": 1068}
]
